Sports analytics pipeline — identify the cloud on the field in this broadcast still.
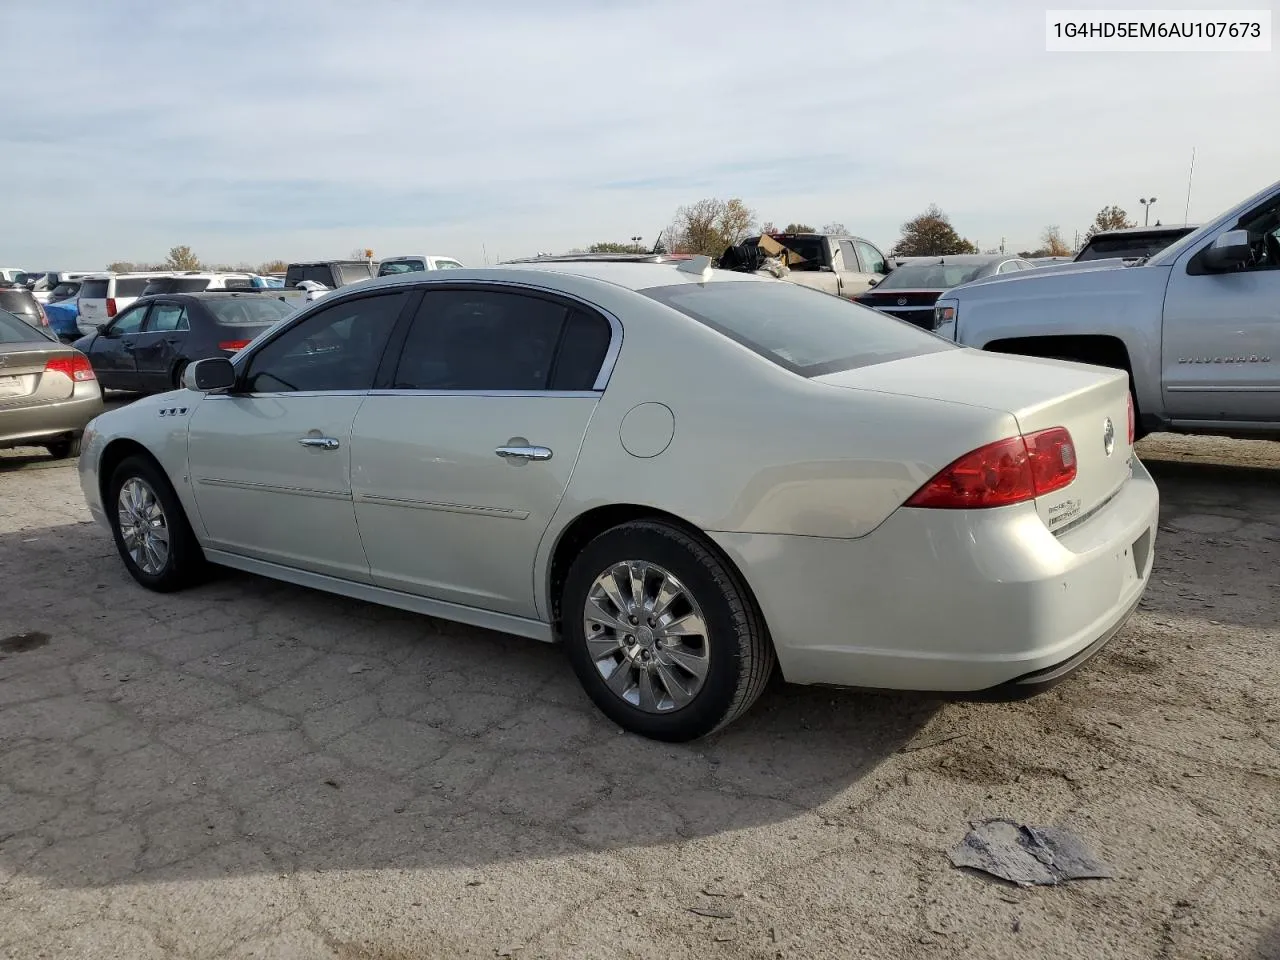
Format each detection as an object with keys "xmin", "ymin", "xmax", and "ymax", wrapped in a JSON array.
[{"xmin": 3, "ymin": 0, "xmax": 1277, "ymax": 267}]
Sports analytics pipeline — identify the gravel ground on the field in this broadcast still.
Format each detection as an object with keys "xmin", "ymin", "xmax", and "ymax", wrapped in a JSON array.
[{"xmin": 0, "ymin": 433, "xmax": 1277, "ymax": 960}]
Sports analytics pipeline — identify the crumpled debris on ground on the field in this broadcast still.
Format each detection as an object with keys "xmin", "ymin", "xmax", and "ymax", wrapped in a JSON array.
[{"xmin": 949, "ymin": 818, "xmax": 1114, "ymax": 886}]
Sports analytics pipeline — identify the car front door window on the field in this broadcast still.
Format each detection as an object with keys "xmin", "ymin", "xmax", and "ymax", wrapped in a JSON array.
[
  {"xmin": 110, "ymin": 306, "xmax": 147, "ymax": 336},
  {"xmin": 855, "ymin": 240, "xmax": 888, "ymax": 275},
  {"xmin": 243, "ymin": 292, "xmax": 409, "ymax": 393}
]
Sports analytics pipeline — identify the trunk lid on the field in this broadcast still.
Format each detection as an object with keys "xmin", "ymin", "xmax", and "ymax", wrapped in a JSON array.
[
  {"xmin": 815, "ymin": 349, "xmax": 1133, "ymax": 532},
  {"xmin": 0, "ymin": 343, "xmax": 76, "ymax": 406}
]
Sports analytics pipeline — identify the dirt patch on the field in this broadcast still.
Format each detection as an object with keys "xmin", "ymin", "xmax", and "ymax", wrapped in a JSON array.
[{"xmin": 0, "ymin": 631, "xmax": 50, "ymax": 654}]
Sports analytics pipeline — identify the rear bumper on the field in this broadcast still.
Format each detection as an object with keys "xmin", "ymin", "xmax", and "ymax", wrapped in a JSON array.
[
  {"xmin": 709, "ymin": 456, "xmax": 1159, "ymax": 693},
  {"xmin": 0, "ymin": 387, "xmax": 104, "ymax": 448}
]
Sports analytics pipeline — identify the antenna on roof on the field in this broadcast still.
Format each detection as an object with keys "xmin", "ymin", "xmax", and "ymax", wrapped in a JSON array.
[{"xmin": 677, "ymin": 255, "xmax": 714, "ymax": 279}]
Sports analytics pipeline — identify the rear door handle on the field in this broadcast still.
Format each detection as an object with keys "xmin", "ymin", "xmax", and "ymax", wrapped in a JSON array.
[
  {"xmin": 495, "ymin": 444, "xmax": 553, "ymax": 462},
  {"xmin": 298, "ymin": 436, "xmax": 340, "ymax": 451}
]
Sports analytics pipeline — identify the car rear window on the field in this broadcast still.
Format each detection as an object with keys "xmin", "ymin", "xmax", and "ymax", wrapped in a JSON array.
[
  {"xmin": 80, "ymin": 279, "xmax": 109, "ymax": 299},
  {"xmin": 116, "ymin": 278, "xmax": 154, "ymax": 297},
  {"xmin": 873, "ymin": 262, "xmax": 991, "ymax": 289},
  {"xmin": 1074, "ymin": 232, "xmax": 1190, "ymax": 261},
  {"xmin": 639, "ymin": 280, "xmax": 953, "ymax": 377},
  {"xmin": 378, "ymin": 260, "xmax": 424, "ymax": 276},
  {"xmin": 51, "ymin": 282, "xmax": 81, "ymax": 298},
  {"xmin": 742, "ymin": 236, "xmax": 827, "ymax": 271},
  {"xmin": 206, "ymin": 297, "xmax": 295, "ymax": 326},
  {"xmin": 223, "ymin": 277, "xmax": 255, "ymax": 289},
  {"xmin": 0, "ymin": 310, "xmax": 48, "ymax": 341},
  {"xmin": 284, "ymin": 265, "xmax": 335, "ymax": 288}
]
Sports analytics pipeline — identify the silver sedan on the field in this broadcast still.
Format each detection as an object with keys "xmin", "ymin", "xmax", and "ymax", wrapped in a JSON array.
[{"xmin": 77, "ymin": 260, "xmax": 1158, "ymax": 741}]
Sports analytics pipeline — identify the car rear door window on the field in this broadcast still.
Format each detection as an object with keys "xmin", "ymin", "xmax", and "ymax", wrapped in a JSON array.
[
  {"xmin": 391, "ymin": 288, "xmax": 572, "ymax": 391},
  {"xmin": 146, "ymin": 303, "xmax": 189, "ymax": 332},
  {"xmin": 243, "ymin": 292, "xmax": 408, "ymax": 393},
  {"xmin": 116, "ymin": 278, "xmax": 154, "ymax": 297}
]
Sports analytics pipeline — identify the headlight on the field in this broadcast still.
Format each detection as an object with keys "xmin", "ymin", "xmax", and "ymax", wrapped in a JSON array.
[{"xmin": 933, "ymin": 298, "xmax": 959, "ymax": 339}]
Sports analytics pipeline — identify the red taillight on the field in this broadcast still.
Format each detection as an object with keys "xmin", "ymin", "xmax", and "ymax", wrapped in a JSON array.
[
  {"xmin": 218, "ymin": 339, "xmax": 251, "ymax": 352},
  {"xmin": 44, "ymin": 354, "xmax": 96, "ymax": 382},
  {"xmin": 37, "ymin": 303, "xmax": 49, "ymax": 326},
  {"xmin": 907, "ymin": 427, "xmax": 1076, "ymax": 510},
  {"xmin": 106, "ymin": 297, "xmax": 118, "ymax": 317},
  {"xmin": 1127, "ymin": 393, "xmax": 1135, "ymax": 445}
]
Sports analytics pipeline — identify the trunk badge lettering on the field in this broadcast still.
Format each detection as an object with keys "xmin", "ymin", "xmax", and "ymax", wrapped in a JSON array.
[
  {"xmin": 1103, "ymin": 418, "xmax": 1115, "ymax": 457},
  {"xmin": 897, "ymin": 297, "xmax": 908, "ymax": 306}
]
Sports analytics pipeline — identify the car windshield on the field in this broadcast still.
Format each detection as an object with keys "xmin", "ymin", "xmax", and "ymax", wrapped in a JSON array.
[
  {"xmin": 639, "ymin": 280, "xmax": 952, "ymax": 377},
  {"xmin": 0, "ymin": 309, "xmax": 50, "ymax": 342},
  {"xmin": 206, "ymin": 297, "xmax": 295, "ymax": 326},
  {"xmin": 873, "ymin": 262, "xmax": 991, "ymax": 289},
  {"xmin": 144, "ymin": 277, "xmax": 212, "ymax": 295},
  {"xmin": 1075, "ymin": 232, "xmax": 1189, "ymax": 261}
]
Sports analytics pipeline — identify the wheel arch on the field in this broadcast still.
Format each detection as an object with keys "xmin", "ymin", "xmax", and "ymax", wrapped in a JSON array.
[
  {"xmin": 544, "ymin": 503, "xmax": 767, "ymax": 641},
  {"xmin": 97, "ymin": 437, "xmax": 167, "ymax": 507}
]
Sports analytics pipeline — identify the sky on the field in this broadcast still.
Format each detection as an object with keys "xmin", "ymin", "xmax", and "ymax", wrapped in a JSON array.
[{"xmin": 3, "ymin": 0, "xmax": 1278, "ymax": 269}]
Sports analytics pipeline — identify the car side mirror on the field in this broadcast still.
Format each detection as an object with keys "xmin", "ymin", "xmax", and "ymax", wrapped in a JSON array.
[
  {"xmin": 185, "ymin": 357, "xmax": 237, "ymax": 392},
  {"xmin": 866, "ymin": 277, "xmax": 880, "ymax": 287},
  {"xmin": 1202, "ymin": 229, "xmax": 1254, "ymax": 271},
  {"xmin": 96, "ymin": 323, "xmax": 111, "ymax": 335}
]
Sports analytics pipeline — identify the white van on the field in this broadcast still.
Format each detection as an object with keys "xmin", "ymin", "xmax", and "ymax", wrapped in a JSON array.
[{"xmin": 76, "ymin": 272, "xmax": 175, "ymax": 335}]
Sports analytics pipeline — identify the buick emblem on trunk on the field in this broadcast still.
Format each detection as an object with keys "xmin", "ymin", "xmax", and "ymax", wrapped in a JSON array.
[
  {"xmin": 897, "ymin": 297, "xmax": 908, "ymax": 306},
  {"xmin": 1102, "ymin": 417, "xmax": 1115, "ymax": 457}
]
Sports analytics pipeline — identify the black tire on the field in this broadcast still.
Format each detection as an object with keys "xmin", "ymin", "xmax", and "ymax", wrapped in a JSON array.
[
  {"xmin": 106, "ymin": 455, "xmax": 206, "ymax": 592},
  {"xmin": 45, "ymin": 435, "xmax": 81, "ymax": 459},
  {"xmin": 561, "ymin": 520, "xmax": 775, "ymax": 742},
  {"xmin": 172, "ymin": 361, "xmax": 188, "ymax": 390}
]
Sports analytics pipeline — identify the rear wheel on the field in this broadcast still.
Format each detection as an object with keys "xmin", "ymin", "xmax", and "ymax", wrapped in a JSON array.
[
  {"xmin": 561, "ymin": 520, "xmax": 774, "ymax": 742},
  {"xmin": 107, "ymin": 455, "xmax": 206, "ymax": 592},
  {"xmin": 172, "ymin": 361, "xmax": 188, "ymax": 390},
  {"xmin": 45, "ymin": 436, "xmax": 81, "ymax": 459}
]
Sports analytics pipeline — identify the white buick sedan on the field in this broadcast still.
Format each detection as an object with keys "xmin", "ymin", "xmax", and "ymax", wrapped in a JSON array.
[{"xmin": 79, "ymin": 258, "xmax": 1158, "ymax": 741}]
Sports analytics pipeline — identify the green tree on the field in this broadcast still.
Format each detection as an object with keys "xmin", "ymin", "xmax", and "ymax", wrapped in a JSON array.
[
  {"xmin": 587, "ymin": 241, "xmax": 641, "ymax": 254},
  {"xmin": 782, "ymin": 222, "xmax": 815, "ymax": 233},
  {"xmin": 1085, "ymin": 206, "xmax": 1136, "ymax": 239},
  {"xmin": 164, "ymin": 245, "xmax": 201, "ymax": 271},
  {"xmin": 889, "ymin": 205, "xmax": 978, "ymax": 257},
  {"xmin": 668, "ymin": 197, "xmax": 757, "ymax": 257}
]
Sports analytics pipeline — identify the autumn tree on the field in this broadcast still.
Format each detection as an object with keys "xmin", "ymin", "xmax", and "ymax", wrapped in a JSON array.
[
  {"xmin": 164, "ymin": 245, "xmax": 201, "ymax": 271},
  {"xmin": 1039, "ymin": 225, "xmax": 1073, "ymax": 257},
  {"xmin": 667, "ymin": 198, "xmax": 757, "ymax": 257},
  {"xmin": 889, "ymin": 205, "xmax": 978, "ymax": 257},
  {"xmin": 1085, "ymin": 206, "xmax": 1136, "ymax": 239},
  {"xmin": 257, "ymin": 260, "xmax": 287, "ymax": 274}
]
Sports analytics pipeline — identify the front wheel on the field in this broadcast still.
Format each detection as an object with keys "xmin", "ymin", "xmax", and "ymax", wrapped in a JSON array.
[
  {"xmin": 45, "ymin": 436, "xmax": 81, "ymax": 459},
  {"xmin": 561, "ymin": 520, "xmax": 775, "ymax": 742},
  {"xmin": 107, "ymin": 455, "xmax": 206, "ymax": 592}
]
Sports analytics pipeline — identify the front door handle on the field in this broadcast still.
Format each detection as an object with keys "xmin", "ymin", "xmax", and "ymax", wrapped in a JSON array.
[
  {"xmin": 495, "ymin": 444, "xmax": 553, "ymax": 462},
  {"xmin": 298, "ymin": 436, "xmax": 340, "ymax": 451}
]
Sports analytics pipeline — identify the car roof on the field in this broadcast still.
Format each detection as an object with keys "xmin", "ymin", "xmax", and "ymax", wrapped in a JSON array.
[
  {"xmin": 140, "ymin": 290, "xmax": 275, "ymax": 301},
  {"xmin": 324, "ymin": 260, "xmax": 772, "ymax": 296}
]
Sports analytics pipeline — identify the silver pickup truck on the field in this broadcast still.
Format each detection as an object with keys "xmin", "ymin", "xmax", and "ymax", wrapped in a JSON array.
[{"xmin": 932, "ymin": 178, "xmax": 1280, "ymax": 439}]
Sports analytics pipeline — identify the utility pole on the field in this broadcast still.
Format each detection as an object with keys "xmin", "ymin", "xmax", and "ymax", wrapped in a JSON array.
[{"xmin": 1000, "ymin": 236, "xmax": 1005, "ymax": 254}]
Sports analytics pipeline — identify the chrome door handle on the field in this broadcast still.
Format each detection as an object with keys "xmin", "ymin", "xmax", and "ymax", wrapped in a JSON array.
[
  {"xmin": 298, "ymin": 436, "xmax": 340, "ymax": 450},
  {"xmin": 495, "ymin": 445, "xmax": 553, "ymax": 462}
]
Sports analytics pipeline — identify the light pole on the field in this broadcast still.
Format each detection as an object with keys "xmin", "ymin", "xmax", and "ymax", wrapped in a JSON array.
[
  {"xmin": 1139, "ymin": 197, "xmax": 1157, "ymax": 226},
  {"xmin": 631, "ymin": 235, "xmax": 643, "ymax": 252}
]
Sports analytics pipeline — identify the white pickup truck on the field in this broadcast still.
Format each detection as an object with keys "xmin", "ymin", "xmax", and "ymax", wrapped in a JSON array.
[
  {"xmin": 932, "ymin": 178, "xmax": 1280, "ymax": 439},
  {"xmin": 718, "ymin": 232, "xmax": 890, "ymax": 298}
]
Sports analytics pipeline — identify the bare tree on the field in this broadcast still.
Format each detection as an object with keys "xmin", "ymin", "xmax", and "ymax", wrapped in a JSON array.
[
  {"xmin": 1040, "ymin": 225, "xmax": 1072, "ymax": 257},
  {"xmin": 668, "ymin": 198, "xmax": 757, "ymax": 257},
  {"xmin": 257, "ymin": 260, "xmax": 287, "ymax": 274},
  {"xmin": 107, "ymin": 261, "xmax": 136, "ymax": 273},
  {"xmin": 821, "ymin": 222, "xmax": 849, "ymax": 236}
]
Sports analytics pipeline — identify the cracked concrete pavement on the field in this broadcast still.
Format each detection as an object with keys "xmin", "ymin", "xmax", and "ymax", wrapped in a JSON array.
[{"xmin": 0, "ymin": 433, "xmax": 1277, "ymax": 960}]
